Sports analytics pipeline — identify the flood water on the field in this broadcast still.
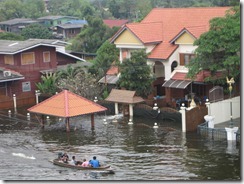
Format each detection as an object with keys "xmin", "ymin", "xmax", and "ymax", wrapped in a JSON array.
[{"xmin": 0, "ymin": 108, "xmax": 240, "ymax": 181}]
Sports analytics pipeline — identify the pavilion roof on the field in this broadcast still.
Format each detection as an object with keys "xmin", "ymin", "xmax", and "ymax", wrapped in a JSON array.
[
  {"xmin": 28, "ymin": 90, "xmax": 107, "ymax": 118},
  {"xmin": 105, "ymin": 89, "xmax": 144, "ymax": 104}
]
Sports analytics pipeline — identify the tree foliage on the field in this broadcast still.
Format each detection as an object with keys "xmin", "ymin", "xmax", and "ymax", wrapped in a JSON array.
[
  {"xmin": 187, "ymin": 6, "xmax": 240, "ymax": 82},
  {"xmin": 118, "ymin": 50, "xmax": 154, "ymax": 97},
  {"xmin": 56, "ymin": 65, "xmax": 103, "ymax": 100},
  {"xmin": 21, "ymin": 24, "xmax": 53, "ymax": 39},
  {"xmin": 36, "ymin": 72, "xmax": 58, "ymax": 96},
  {"xmin": 89, "ymin": 40, "xmax": 119, "ymax": 79},
  {"xmin": 69, "ymin": 16, "xmax": 117, "ymax": 53},
  {"xmin": 0, "ymin": 32, "xmax": 24, "ymax": 40}
]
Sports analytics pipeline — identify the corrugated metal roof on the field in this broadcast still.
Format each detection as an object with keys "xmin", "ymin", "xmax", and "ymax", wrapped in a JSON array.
[{"xmin": 28, "ymin": 90, "xmax": 107, "ymax": 117}]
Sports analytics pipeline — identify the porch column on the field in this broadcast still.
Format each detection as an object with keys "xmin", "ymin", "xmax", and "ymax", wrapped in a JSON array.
[
  {"xmin": 66, "ymin": 118, "xmax": 70, "ymax": 132},
  {"xmin": 91, "ymin": 114, "xmax": 95, "ymax": 128},
  {"xmin": 119, "ymin": 48, "xmax": 123, "ymax": 63},
  {"xmin": 129, "ymin": 104, "xmax": 133, "ymax": 117},
  {"xmin": 115, "ymin": 102, "xmax": 119, "ymax": 115}
]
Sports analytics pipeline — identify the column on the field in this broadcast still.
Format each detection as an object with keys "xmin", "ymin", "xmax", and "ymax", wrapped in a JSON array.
[
  {"xmin": 180, "ymin": 104, "xmax": 186, "ymax": 132},
  {"xmin": 115, "ymin": 102, "xmax": 119, "ymax": 115},
  {"xmin": 91, "ymin": 114, "xmax": 95, "ymax": 129},
  {"xmin": 129, "ymin": 104, "xmax": 133, "ymax": 117}
]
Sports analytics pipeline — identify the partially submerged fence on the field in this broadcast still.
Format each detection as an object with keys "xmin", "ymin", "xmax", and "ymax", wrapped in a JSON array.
[{"xmin": 197, "ymin": 122, "xmax": 240, "ymax": 142}]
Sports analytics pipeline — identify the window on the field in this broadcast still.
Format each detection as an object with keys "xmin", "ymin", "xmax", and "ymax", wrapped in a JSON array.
[
  {"xmin": 180, "ymin": 53, "xmax": 195, "ymax": 66},
  {"xmin": 4, "ymin": 55, "xmax": 14, "ymax": 65},
  {"xmin": 69, "ymin": 29, "xmax": 75, "ymax": 34},
  {"xmin": 21, "ymin": 52, "xmax": 35, "ymax": 65},
  {"xmin": 43, "ymin": 51, "xmax": 50, "ymax": 62},
  {"xmin": 22, "ymin": 81, "xmax": 31, "ymax": 92}
]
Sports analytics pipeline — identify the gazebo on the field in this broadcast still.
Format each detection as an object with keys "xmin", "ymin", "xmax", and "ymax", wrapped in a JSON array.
[
  {"xmin": 28, "ymin": 90, "xmax": 107, "ymax": 132},
  {"xmin": 105, "ymin": 89, "xmax": 144, "ymax": 117}
]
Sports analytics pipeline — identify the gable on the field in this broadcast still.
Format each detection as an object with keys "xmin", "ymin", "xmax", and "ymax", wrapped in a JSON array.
[
  {"xmin": 175, "ymin": 32, "xmax": 195, "ymax": 44},
  {"xmin": 114, "ymin": 29, "xmax": 143, "ymax": 45}
]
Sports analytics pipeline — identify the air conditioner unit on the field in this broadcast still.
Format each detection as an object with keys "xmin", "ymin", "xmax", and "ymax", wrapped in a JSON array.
[{"xmin": 3, "ymin": 71, "xmax": 11, "ymax": 77}]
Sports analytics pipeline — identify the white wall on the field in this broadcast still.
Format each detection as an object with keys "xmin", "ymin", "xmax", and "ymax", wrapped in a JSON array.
[{"xmin": 207, "ymin": 96, "xmax": 240, "ymax": 124}]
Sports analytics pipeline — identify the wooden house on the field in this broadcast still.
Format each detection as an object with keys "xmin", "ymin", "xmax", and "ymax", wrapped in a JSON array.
[
  {"xmin": 0, "ymin": 18, "xmax": 39, "ymax": 34},
  {"xmin": 0, "ymin": 39, "xmax": 89, "ymax": 109}
]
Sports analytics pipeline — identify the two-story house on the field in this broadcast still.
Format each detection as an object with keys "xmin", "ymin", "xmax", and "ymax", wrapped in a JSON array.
[
  {"xmin": 0, "ymin": 39, "xmax": 90, "ymax": 109},
  {"xmin": 110, "ymin": 7, "xmax": 230, "ymax": 107},
  {"xmin": 56, "ymin": 20, "xmax": 88, "ymax": 39}
]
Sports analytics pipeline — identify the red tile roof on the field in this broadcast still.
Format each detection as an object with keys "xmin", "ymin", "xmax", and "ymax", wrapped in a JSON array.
[
  {"xmin": 103, "ymin": 19, "xmax": 129, "ymax": 28},
  {"xmin": 106, "ymin": 66, "xmax": 118, "ymax": 75},
  {"xmin": 126, "ymin": 22, "xmax": 163, "ymax": 43},
  {"xmin": 172, "ymin": 71, "xmax": 224, "ymax": 82},
  {"xmin": 112, "ymin": 7, "xmax": 230, "ymax": 60},
  {"xmin": 28, "ymin": 90, "xmax": 107, "ymax": 117}
]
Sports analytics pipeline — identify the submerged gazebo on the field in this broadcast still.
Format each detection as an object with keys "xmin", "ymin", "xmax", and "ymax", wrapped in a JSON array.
[
  {"xmin": 28, "ymin": 90, "xmax": 107, "ymax": 132},
  {"xmin": 105, "ymin": 89, "xmax": 144, "ymax": 117}
]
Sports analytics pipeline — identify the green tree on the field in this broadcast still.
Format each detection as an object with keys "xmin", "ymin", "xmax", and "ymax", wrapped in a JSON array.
[
  {"xmin": 21, "ymin": 24, "xmax": 53, "ymax": 39},
  {"xmin": 118, "ymin": 50, "xmax": 154, "ymax": 98},
  {"xmin": 89, "ymin": 40, "xmax": 119, "ymax": 79},
  {"xmin": 0, "ymin": 0, "xmax": 25, "ymax": 21},
  {"xmin": 0, "ymin": 32, "xmax": 24, "ymax": 40},
  {"xmin": 36, "ymin": 72, "xmax": 58, "ymax": 96},
  {"xmin": 70, "ymin": 16, "xmax": 116, "ymax": 53},
  {"xmin": 22, "ymin": 0, "xmax": 46, "ymax": 19},
  {"xmin": 56, "ymin": 65, "xmax": 103, "ymax": 100},
  {"xmin": 187, "ymin": 6, "xmax": 240, "ymax": 82}
]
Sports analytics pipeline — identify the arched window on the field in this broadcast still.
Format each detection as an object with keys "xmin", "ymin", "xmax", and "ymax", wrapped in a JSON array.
[{"xmin": 171, "ymin": 61, "xmax": 178, "ymax": 72}]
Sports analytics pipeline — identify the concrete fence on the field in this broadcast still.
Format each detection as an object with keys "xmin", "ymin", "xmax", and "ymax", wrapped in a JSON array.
[{"xmin": 208, "ymin": 96, "xmax": 240, "ymax": 125}]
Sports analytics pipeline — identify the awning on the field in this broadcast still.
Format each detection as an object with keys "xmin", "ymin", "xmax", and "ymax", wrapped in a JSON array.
[{"xmin": 162, "ymin": 79, "xmax": 191, "ymax": 89}]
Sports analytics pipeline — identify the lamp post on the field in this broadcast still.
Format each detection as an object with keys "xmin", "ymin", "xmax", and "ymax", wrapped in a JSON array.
[{"xmin": 226, "ymin": 77, "xmax": 235, "ymax": 128}]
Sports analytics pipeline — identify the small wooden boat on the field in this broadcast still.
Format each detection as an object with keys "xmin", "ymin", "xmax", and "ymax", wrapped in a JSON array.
[{"xmin": 50, "ymin": 159, "xmax": 115, "ymax": 174}]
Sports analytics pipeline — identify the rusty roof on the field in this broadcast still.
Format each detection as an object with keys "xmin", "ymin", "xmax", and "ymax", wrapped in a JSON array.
[
  {"xmin": 105, "ymin": 89, "xmax": 144, "ymax": 104},
  {"xmin": 28, "ymin": 90, "xmax": 107, "ymax": 117}
]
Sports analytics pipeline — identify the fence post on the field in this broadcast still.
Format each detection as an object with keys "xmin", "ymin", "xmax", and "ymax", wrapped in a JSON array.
[
  {"xmin": 204, "ymin": 99, "xmax": 215, "ymax": 128},
  {"xmin": 13, "ymin": 94, "xmax": 17, "ymax": 113},
  {"xmin": 180, "ymin": 103, "xmax": 186, "ymax": 132}
]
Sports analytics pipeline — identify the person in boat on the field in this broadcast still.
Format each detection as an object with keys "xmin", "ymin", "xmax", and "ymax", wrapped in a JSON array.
[
  {"xmin": 81, "ymin": 159, "xmax": 90, "ymax": 167},
  {"xmin": 89, "ymin": 156, "xmax": 100, "ymax": 168},
  {"xmin": 61, "ymin": 153, "xmax": 69, "ymax": 163},
  {"xmin": 69, "ymin": 156, "xmax": 77, "ymax": 165}
]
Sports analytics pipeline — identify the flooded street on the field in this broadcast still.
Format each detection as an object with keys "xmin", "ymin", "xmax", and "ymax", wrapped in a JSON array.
[{"xmin": 0, "ymin": 109, "xmax": 240, "ymax": 181}]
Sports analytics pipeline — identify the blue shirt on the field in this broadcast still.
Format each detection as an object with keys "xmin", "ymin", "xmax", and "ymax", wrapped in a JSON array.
[{"xmin": 89, "ymin": 159, "xmax": 100, "ymax": 168}]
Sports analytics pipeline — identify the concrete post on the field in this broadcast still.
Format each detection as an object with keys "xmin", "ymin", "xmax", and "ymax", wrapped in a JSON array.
[
  {"xmin": 115, "ymin": 103, "xmax": 119, "ymax": 115},
  {"xmin": 180, "ymin": 103, "xmax": 186, "ymax": 132},
  {"xmin": 35, "ymin": 90, "xmax": 40, "ymax": 104},
  {"xmin": 225, "ymin": 127, "xmax": 238, "ymax": 141},
  {"xmin": 204, "ymin": 115, "xmax": 215, "ymax": 128},
  {"xmin": 13, "ymin": 94, "xmax": 17, "ymax": 112}
]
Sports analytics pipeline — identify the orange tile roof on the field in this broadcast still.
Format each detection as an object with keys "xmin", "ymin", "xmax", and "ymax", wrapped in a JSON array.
[
  {"xmin": 172, "ymin": 71, "xmax": 224, "ymax": 82},
  {"xmin": 126, "ymin": 22, "xmax": 163, "ymax": 43},
  {"xmin": 106, "ymin": 66, "xmax": 118, "ymax": 75},
  {"xmin": 28, "ymin": 90, "xmax": 107, "ymax": 117},
  {"xmin": 113, "ymin": 7, "xmax": 230, "ymax": 60}
]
